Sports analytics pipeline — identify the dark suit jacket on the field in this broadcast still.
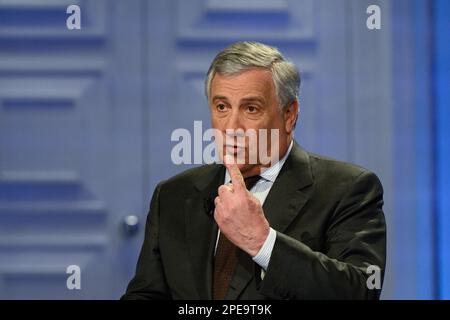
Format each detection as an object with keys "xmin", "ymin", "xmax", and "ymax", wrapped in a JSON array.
[{"xmin": 122, "ymin": 142, "xmax": 386, "ymax": 300}]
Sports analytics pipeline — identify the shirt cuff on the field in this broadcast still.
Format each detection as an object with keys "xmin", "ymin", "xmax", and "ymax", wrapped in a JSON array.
[{"xmin": 252, "ymin": 227, "xmax": 276, "ymax": 271}]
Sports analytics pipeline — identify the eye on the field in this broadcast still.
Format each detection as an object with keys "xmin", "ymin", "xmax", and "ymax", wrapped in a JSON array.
[
  {"xmin": 246, "ymin": 105, "xmax": 258, "ymax": 113},
  {"xmin": 216, "ymin": 104, "xmax": 227, "ymax": 112}
]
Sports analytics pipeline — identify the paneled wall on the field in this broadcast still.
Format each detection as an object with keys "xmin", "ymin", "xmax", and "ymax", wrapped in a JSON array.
[
  {"xmin": 0, "ymin": 0, "xmax": 145, "ymax": 299},
  {"xmin": 0, "ymin": 0, "xmax": 444, "ymax": 299}
]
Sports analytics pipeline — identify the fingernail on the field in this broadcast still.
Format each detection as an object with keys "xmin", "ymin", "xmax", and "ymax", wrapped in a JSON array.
[{"xmin": 224, "ymin": 154, "xmax": 234, "ymax": 165}]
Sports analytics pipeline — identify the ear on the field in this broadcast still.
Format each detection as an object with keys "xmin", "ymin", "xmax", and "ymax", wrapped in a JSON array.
[{"xmin": 284, "ymin": 100, "xmax": 299, "ymax": 134}]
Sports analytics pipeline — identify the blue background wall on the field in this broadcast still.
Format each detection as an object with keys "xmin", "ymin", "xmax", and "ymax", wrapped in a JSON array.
[
  {"xmin": 434, "ymin": 0, "xmax": 450, "ymax": 300},
  {"xmin": 0, "ymin": 0, "xmax": 448, "ymax": 299}
]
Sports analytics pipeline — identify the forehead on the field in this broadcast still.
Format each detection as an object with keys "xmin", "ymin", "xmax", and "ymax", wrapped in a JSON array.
[{"xmin": 210, "ymin": 69, "xmax": 275, "ymax": 98}]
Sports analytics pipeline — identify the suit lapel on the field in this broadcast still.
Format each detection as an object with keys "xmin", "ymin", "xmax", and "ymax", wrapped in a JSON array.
[
  {"xmin": 262, "ymin": 142, "xmax": 314, "ymax": 232},
  {"xmin": 185, "ymin": 164, "xmax": 224, "ymax": 299},
  {"xmin": 226, "ymin": 142, "xmax": 314, "ymax": 299}
]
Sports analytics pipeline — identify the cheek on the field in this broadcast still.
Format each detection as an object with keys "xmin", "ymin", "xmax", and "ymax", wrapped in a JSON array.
[
  {"xmin": 211, "ymin": 119, "xmax": 223, "ymax": 134},
  {"xmin": 267, "ymin": 117, "xmax": 288, "ymax": 140},
  {"xmin": 211, "ymin": 113, "xmax": 227, "ymax": 128}
]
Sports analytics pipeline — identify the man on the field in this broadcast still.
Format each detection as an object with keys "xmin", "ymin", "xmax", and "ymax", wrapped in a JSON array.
[{"xmin": 122, "ymin": 41, "xmax": 386, "ymax": 300}]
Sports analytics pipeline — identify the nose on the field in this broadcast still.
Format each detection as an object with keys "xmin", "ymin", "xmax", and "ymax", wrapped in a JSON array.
[
  {"xmin": 225, "ymin": 108, "xmax": 243, "ymax": 132},
  {"xmin": 223, "ymin": 109, "xmax": 246, "ymax": 147}
]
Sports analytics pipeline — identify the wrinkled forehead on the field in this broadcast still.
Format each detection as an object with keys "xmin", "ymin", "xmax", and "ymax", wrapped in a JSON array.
[{"xmin": 210, "ymin": 69, "xmax": 276, "ymax": 101}]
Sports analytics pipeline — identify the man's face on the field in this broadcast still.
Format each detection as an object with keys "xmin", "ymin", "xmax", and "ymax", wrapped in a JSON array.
[{"xmin": 209, "ymin": 68, "xmax": 297, "ymax": 177}]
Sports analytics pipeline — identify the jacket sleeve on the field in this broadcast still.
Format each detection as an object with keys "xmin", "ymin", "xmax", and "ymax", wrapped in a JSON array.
[
  {"xmin": 259, "ymin": 171, "xmax": 386, "ymax": 300},
  {"xmin": 121, "ymin": 182, "xmax": 172, "ymax": 300}
]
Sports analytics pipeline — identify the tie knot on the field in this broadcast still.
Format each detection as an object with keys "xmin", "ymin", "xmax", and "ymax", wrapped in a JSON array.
[{"xmin": 244, "ymin": 175, "xmax": 260, "ymax": 190}]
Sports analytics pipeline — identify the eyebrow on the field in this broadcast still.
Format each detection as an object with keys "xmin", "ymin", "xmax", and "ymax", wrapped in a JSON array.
[
  {"xmin": 211, "ymin": 95, "xmax": 265, "ymax": 104},
  {"xmin": 212, "ymin": 95, "xmax": 229, "ymax": 103}
]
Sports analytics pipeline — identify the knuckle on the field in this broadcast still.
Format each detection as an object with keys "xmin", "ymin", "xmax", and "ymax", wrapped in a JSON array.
[{"xmin": 218, "ymin": 185, "xmax": 229, "ymax": 195}]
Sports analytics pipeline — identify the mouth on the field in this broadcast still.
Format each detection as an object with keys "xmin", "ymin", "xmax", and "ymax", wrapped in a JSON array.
[{"xmin": 224, "ymin": 144, "xmax": 245, "ymax": 155}]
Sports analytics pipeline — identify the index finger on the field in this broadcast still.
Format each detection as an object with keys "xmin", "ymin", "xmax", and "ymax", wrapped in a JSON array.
[{"xmin": 224, "ymin": 155, "xmax": 246, "ymax": 191}]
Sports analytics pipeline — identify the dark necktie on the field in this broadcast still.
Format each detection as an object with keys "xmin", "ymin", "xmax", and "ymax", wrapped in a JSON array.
[{"xmin": 213, "ymin": 175, "xmax": 261, "ymax": 300}]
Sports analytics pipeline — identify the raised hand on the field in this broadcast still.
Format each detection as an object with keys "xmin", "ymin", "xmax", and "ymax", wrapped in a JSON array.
[{"xmin": 214, "ymin": 155, "xmax": 270, "ymax": 257}]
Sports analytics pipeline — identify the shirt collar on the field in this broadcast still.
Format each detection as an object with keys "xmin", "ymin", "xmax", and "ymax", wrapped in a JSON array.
[{"xmin": 224, "ymin": 140, "xmax": 294, "ymax": 184}]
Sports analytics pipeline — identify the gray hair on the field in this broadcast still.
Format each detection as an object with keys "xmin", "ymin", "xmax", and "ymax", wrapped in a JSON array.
[{"xmin": 205, "ymin": 41, "xmax": 300, "ymax": 110}]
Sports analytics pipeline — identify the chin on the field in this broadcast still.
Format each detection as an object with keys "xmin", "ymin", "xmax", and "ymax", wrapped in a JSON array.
[{"xmin": 234, "ymin": 162, "xmax": 259, "ymax": 176}]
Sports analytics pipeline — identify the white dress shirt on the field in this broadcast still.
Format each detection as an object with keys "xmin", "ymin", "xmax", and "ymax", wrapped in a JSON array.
[{"xmin": 216, "ymin": 140, "xmax": 294, "ymax": 276}]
